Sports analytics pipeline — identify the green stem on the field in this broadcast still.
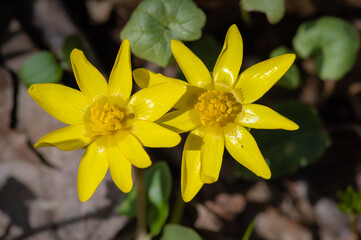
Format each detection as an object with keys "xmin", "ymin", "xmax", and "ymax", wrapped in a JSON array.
[
  {"xmin": 169, "ymin": 191, "xmax": 186, "ymax": 224},
  {"xmin": 134, "ymin": 167, "xmax": 149, "ymax": 240}
]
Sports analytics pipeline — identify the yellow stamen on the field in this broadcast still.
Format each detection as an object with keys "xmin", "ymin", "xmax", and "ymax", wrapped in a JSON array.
[
  {"xmin": 194, "ymin": 90, "xmax": 240, "ymax": 127},
  {"xmin": 88, "ymin": 102, "xmax": 124, "ymax": 136}
]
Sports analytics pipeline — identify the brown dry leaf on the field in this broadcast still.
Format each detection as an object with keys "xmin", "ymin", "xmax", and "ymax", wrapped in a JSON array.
[{"xmin": 205, "ymin": 193, "xmax": 246, "ymax": 221}]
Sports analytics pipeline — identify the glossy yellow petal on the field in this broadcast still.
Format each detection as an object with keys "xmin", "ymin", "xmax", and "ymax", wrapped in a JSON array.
[
  {"xmin": 133, "ymin": 68, "xmax": 187, "ymax": 88},
  {"xmin": 128, "ymin": 83, "xmax": 186, "ymax": 121},
  {"xmin": 174, "ymin": 85, "xmax": 205, "ymax": 109},
  {"xmin": 238, "ymin": 104, "xmax": 299, "ymax": 130},
  {"xmin": 28, "ymin": 83, "xmax": 87, "ymax": 125},
  {"xmin": 235, "ymin": 54, "xmax": 296, "ymax": 104},
  {"xmin": 77, "ymin": 138, "xmax": 108, "ymax": 202},
  {"xmin": 213, "ymin": 24, "xmax": 243, "ymax": 89},
  {"xmin": 109, "ymin": 39, "xmax": 132, "ymax": 102},
  {"xmin": 115, "ymin": 131, "xmax": 151, "ymax": 168},
  {"xmin": 156, "ymin": 108, "xmax": 201, "ymax": 133},
  {"xmin": 34, "ymin": 124, "xmax": 93, "ymax": 151},
  {"xmin": 182, "ymin": 129, "xmax": 204, "ymax": 202},
  {"xmin": 171, "ymin": 40, "xmax": 213, "ymax": 89},
  {"xmin": 70, "ymin": 49, "xmax": 108, "ymax": 102},
  {"xmin": 224, "ymin": 123, "xmax": 271, "ymax": 179},
  {"xmin": 200, "ymin": 126, "xmax": 225, "ymax": 184},
  {"xmin": 131, "ymin": 120, "xmax": 181, "ymax": 148},
  {"xmin": 107, "ymin": 135, "xmax": 133, "ymax": 193}
]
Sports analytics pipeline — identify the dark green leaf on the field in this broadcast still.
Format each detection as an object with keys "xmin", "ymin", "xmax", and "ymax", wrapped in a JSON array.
[
  {"xmin": 18, "ymin": 51, "xmax": 62, "ymax": 88},
  {"xmin": 241, "ymin": 219, "xmax": 255, "ymax": 240},
  {"xmin": 61, "ymin": 35, "xmax": 85, "ymax": 70},
  {"xmin": 240, "ymin": 0, "xmax": 285, "ymax": 24},
  {"xmin": 118, "ymin": 187, "xmax": 137, "ymax": 217},
  {"xmin": 270, "ymin": 46, "xmax": 300, "ymax": 90},
  {"xmin": 236, "ymin": 101, "xmax": 330, "ymax": 179},
  {"xmin": 161, "ymin": 224, "xmax": 202, "ymax": 240},
  {"xmin": 293, "ymin": 17, "xmax": 360, "ymax": 81},
  {"xmin": 120, "ymin": 0, "xmax": 206, "ymax": 67}
]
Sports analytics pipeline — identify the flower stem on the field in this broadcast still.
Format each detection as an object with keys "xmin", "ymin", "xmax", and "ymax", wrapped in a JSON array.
[
  {"xmin": 134, "ymin": 167, "xmax": 149, "ymax": 240},
  {"xmin": 169, "ymin": 191, "xmax": 185, "ymax": 224}
]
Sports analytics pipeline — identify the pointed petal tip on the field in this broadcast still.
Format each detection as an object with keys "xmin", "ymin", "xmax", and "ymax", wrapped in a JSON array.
[
  {"xmin": 200, "ymin": 174, "xmax": 218, "ymax": 184},
  {"xmin": 181, "ymin": 193, "xmax": 193, "ymax": 203},
  {"xmin": 170, "ymin": 39, "xmax": 182, "ymax": 52}
]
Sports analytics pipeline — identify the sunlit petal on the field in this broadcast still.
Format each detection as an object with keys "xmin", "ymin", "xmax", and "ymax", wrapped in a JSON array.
[
  {"xmin": 224, "ymin": 123, "xmax": 271, "ymax": 179},
  {"xmin": 128, "ymin": 82, "xmax": 186, "ymax": 121},
  {"xmin": 34, "ymin": 124, "xmax": 93, "ymax": 151},
  {"xmin": 28, "ymin": 83, "xmax": 87, "ymax": 125},
  {"xmin": 70, "ymin": 49, "xmax": 108, "ymax": 102},
  {"xmin": 77, "ymin": 137, "xmax": 108, "ymax": 202},
  {"xmin": 131, "ymin": 120, "xmax": 181, "ymax": 147},
  {"xmin": 171, "ymin": 40, "xmax": 213, "ymax": 89},
  {"xmin": 109, "ymin": 39, "xmax": 132, "ymax": 102},
  {"xmin": 115, "ymin": 131, "xmax": 151, "ymax": 168},
  {"xmin": 182, "ymin": 129, "xmax": 204, "ymax": 202},
  {"xmin": 156, "ymin": 108, "xmax": 201, "ymax": 133},
  {"xmin": 234, "ymin": 54, "xmax": 296, "ymax": 103},
  {"xmin": 238, "ymin": 104, "xmax": 299, "ymax": 130},
  {"xmin": 200, "ymin": 126, "xmax": 225, "ymax": 184},
  {"xmin": 133, "ymin": 68, "xmax": 187, "ymax": 88},
  {"xmin": 213, "ymin": 24, "xmax": 243, "ymax": 89},
  {"xmin": 107, "ymin": 135, "xmax": 133, "ymax": 193}
]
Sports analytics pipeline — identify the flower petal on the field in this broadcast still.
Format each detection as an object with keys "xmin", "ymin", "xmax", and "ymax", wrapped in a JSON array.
[
  {"xmin": 131, "ymin": 120, "xmax": 181, "ymax": 148},
  {"xmin": 182, "ymin": 129, "xmax": 204, "ymax": 202},
  {"xmin": 128, "ymin": 82, "xmax": 186, "ymax": 121},
  {"xmin": 171, "ymin": 40, "xmax": 213, "ymax": 89},
  {"xmin": 157, "ymin": 108, "xmax": 201, "ymax": 133},
  {"xmin": 77, "ymin": 137, "xmax": 108, "ymax": 202},
  {"xmin": 200, "ymin": 126, "xmax": 225, "ymax": 184},
  {"xmin": 238, "ymin": 104, "xmax": 299, "ymax": 130},
  {"xmin": 115, "ymin": 131, "xmax": 151, "ymax": 168},
  {"xmin": 34, "ymin": 124, "xmax": 93, "ymax": 151},
  {"xmin": 234, "ymin": 54, "xmax": 296, "ymax": 104},
  {"xmin": 224, "ymin": 123, "xmax": 271, "ymax": 179},
  {"xmin": 107, "ymin": 135, "xmax": 133, "ymax": 193},
  {"xmin": 70, "ymin": 49, "xmax": 108, "ymax": 102},
  {"xmin": 213, "ymin": 24, "xmax": 243, "ymax": 89},
  {"xmin": 109, "ymin": 39, "xmax": 132, "ymax": 102},
  {"xmin": 133, "ymin": 68, "xmax": 187, "ymax": 88},
  {"xmin": 28, "ymin": 83, "xmax": 87, "ymax": 125}
]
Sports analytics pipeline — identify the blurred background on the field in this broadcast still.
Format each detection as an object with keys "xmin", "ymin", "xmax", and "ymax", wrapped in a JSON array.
[{"xmin": 1, "ymin": 0, "xmax": 361, "ymax": 239}]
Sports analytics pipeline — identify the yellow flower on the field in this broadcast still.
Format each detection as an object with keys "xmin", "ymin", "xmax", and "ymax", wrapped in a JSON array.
[
  {"xmin": 133, "ymin": 25, "xmax": 299, "ymax": 202},
  {"xmin": 28, "ymin": 40, "xmax": 186, "ymax": 202}
]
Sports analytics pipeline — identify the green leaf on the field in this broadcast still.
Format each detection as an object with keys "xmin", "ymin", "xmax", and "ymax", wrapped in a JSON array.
[
  {"xmin": 236, "ymin": 101, "xmax": 330, "ymax": 179},
  {"xmin": 120, "ymin": 0, "xmax": 206, "ymax": 67},
  {"xmin": 118, "ymin": 162, "xmax": 172, "ymax": 236},
  {"xmin": 337, "ymin": 186, "xmax": 361, "ymax": 217},
  {"xmin": 240, "ymin": 0, "xmax": 285, "ymax": 24},
  {"xmin": 270, "ymin": 46, "xmax": 300, "ymax": 90},
  {"xmin": 61, "ymin": 35, "xmax": 85, "ymax": 70},
  {"xmin": 293, "ymin": 16, "xmax": 360, "ymax": 81},
  {"xmin": 241, "ymin": 219, "xmax": 255, "ymax": 240},
  {"xmin": 18, "ymin": 51, "xmax": 63, "ymax": 88},
  {"xmin": 161, "ymin": 224, "xmax": 202, "ymax": 240},
  {"xmin": 146, "ymin": 162, "xmax": 172, "ymax": 236}
]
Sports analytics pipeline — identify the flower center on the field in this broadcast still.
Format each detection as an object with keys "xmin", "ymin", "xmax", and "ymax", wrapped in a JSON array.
[
  {"xmin": 195, "ymin": 90, "xmax": 239, "ymax": 127},
  {"xmin": 88, "ymin": 102, "xmax": 124, "ymax": 136}
]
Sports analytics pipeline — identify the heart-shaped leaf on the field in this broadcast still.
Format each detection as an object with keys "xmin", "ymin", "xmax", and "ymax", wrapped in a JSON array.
[
  {"xmin": 240, "ymin": 0, "xmax": 285, "ymax": 24},
  {"xmin": 120, "ymin": 0, "xmax": 206, "ymax": 67},
  {"xmin": 293, "ymin": 17, "xmax": 360, "ymax": 81},
  {"xmin": 18, "ymin": 51, "xmax": 63, "ymax": 88}
]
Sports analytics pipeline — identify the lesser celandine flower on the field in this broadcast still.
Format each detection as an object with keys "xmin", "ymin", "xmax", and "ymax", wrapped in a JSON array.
[
  {"xmin": 133, "ymin": 25, "xmax": 299, "ymax": 202},
  {"xmin": 28, "ymin": 40, "xmax": 186, "ymax": 202}
]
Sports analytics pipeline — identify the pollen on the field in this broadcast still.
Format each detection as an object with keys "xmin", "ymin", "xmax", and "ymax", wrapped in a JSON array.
[
  {"xmin": 195, "ymin": 90, "xmax": 239, "ymax": 127},
  {"xmin": 88, "ymin": 102, "xmax": 124, "ymax": 136}
]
